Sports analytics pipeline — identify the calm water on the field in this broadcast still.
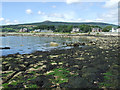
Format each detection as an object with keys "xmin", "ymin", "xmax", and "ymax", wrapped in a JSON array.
[{"xmin": 0, "ymin": 36, "xmax": 89, "ymax": 56}]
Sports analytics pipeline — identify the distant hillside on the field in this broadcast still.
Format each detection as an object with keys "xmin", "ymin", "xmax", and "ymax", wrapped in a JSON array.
[
  {"xmin": 0, "ymin": 21, "xmax": 118, "ymax": 32},
  {"xmin": 17, "ymin": 20, "xmax": 117, "ymax": 28},
  {"xmin": 1, "ymin": 20, "xmax": 117, "ymax": 28}
]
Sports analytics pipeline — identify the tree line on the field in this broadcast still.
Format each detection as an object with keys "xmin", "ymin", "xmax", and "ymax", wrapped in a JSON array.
[{"xmin": 0, "ymin": 24, "xmax": 115, "ymax": 32}]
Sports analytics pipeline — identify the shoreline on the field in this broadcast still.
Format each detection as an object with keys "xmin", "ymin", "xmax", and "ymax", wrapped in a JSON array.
[
  {"xmin": 0, "ymin": 32, "xmax": 120, "ymax": 37},
  {"xmin": 2, "ymin": 36, "xmax": 119, "ymax": 88}
]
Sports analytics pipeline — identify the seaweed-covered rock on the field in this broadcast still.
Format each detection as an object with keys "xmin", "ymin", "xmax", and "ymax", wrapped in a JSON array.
[
  {"xmin": 68, "ymin": 76, "xmax": 94, "ymax": 88},
  {"xmin": 2, "ymin": 64, "xmax": 10, "ymax": 71},
  {"xmin": 29, "ymin": 75, "xmax": 53, "ymax": 88}
]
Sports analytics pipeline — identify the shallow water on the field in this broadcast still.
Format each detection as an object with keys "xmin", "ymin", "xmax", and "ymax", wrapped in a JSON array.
[{"xmin": 0, "ymin": 36, "xmax": 89, "ymax": 56}]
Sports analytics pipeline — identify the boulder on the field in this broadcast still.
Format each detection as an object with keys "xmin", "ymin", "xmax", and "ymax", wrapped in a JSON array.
[
  {"xmin": 30, "ymin": 75, "xmax": 52, "ymax": 88},
  {"xmin": 50, "ymin": 42, "xmax": 59, "ymax": 46},
  {"xmin": 68, "ymin": 76, "xmax": 93, "ymax": 88},
  {"xmin": 0, "ymin": 47, "xmax": 10, "ymax": 49}
]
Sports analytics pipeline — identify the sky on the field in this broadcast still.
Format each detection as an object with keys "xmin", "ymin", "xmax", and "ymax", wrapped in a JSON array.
[{"xmin": 0, "ymin": 0, "xmax": 119, "ymax": 25}]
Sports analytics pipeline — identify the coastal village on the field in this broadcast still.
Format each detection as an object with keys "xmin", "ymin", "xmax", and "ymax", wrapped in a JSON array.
[
  {"xmin": 19, "ymin": 27, "xmax": 120, "ymax": 33},
  {"xmin": 1, "ymin": 23, "xmax": 120, "ymax": 89},
  {"xmin": 1, "ymin": 0, "xmax": 120, "ymax": 89}
]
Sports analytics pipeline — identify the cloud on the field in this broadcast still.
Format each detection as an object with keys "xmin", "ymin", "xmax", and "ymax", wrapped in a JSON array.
[
  {"xmin": 52, "ymin": 5, "xmax": 56, "ymax": 8},
  {"xmin": 66, "ymin": 0, "xmax": 81, "ymax": 4},
  {"xmin": 95, "ymin": 18, "xmax": 103, "ymax": 22},
  {"xmin": 97, "ymin": 9, "xmax": 118, "ymax": 24},
  {"xmin": 104, "ymin": 0, "xmax": 119, "ymax": 8},
  {"xmin": 40, "ymin": 12, "xmax": 76, "ymax": 22},
  {"xmin": 38, "ymin": 11, "xmax": 45, "ymax": 15},
  {"xmin": 48, "ymin": 13, "xmax": 65, "ymax": 18},
  {"xmin": 4, "ymin": 19, "xmax": 10, "ymax": 24},
  {"xmin": 99, "ymin": 0, "xmax": 119, "ymax": 24},
  {"xmin": 2, "ymin": 19, "xmax": 19, "ymax": 25},
  {"xmin": 26, "ymin": 9, "xmax": 32, "ymax": 14},
  {"xmin": 0, "ymin": 17, "xmax": 4, "ymax": 22},
  {"xmin": 13, "ymin": 20, "xmax": 19, "ymax": 24}
]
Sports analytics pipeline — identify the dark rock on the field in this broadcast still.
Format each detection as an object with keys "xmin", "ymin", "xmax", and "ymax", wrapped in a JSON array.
[
  {"xmin": 73, "ymin": 43, "xmax": 79, "ymax": 47},
  {"xmin": 68, "ymin": 76, "xmax": 94, "ymax": 88},
  {"xmin": 81, "ymin": 42, "xmax": 85, "ymax": 46},
  {"xmin": 0, "ymin": 47, "xmax": 10, "ymax": 49},
  {"xmin": 2, "ymin": 64, "xmax": 9, "ymax": 71},
  {"xmin": 30, "ymin": 75, "xmax": 52, "ymax": 88},
  {"xmin": 2, "ymin": 35, "xmax": 6, "ymax": 37},
  {"xmin": 89, "ymin": 41, "xmax": 93, "ymax": 43},
  {"xmin": 60, "ymin": 82, "xmax": 71, "ymax": 88}
]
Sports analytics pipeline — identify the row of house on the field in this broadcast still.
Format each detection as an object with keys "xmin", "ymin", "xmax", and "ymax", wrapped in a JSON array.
[
  {"xmin": 19, "ymin": 27, "xmax": 120, "ymax": 33},
  {"xmin": 33, "ymin": 29, "xmax": 53, "ymax": 33},
  {"xmin": 19, "ymin": 27, "xmax": 102, "ymax": 33},
  {"xmin": 19, "ymin": 28, "xmax": 53, "ymax": 33},
  {"xmin": 71, "ymin": 28, "xmax": 102, "ymax": 33},
  {"xmin": 19, "ymin": 28, "xmax": 29, "ymax": 32},
  {"xmin": 71, "ymin": 27, "xmax": 120, "ymax": 33}
]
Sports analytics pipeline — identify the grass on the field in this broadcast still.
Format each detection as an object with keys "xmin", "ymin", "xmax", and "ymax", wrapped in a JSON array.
[
  {"xmin": 2, "ymin": 83, "xmax": 9, "ymax": 88},
  {"xmin": 29, "ymin": 71, "xmax": 36, "ymax": 74},
  {"xmin": 47, "ymin": 68, "xmax": 76, "ymax": 85},
  {"xmin": 2, "ymin": 72, "xmax": 13, "ymax": 77},
  {"xmin": 27, "ymin": 84, "xmax": 38, "ymax": 88},
  {"xmin": 27, "ymin": 77, "xmax": 36, "ymax": 81},
  {"xmin": 98, "ymin": 71, "xmax": 114, "ymax": 88}
]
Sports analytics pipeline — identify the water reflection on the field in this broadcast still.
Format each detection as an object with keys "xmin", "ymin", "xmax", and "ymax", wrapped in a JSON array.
[{"xmin": 0, "ymin": 36, "xmax": 89, "ymax": 56}]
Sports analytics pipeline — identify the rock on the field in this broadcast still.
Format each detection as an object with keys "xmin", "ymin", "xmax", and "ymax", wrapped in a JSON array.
[
  {"xmin": 0, "ymin": 47, "xmax": 10, "ymax": 49},
  {"xmin": 73, "ymin": 65, "xmax": 79, "ymax": 68},
  {"xmin": 66, "ymin": 43, "xmax": 73, "ymax": 46},
  {"xmin": 30, "ymin": 75, "xmax": 52, "ymax": 88},
  {"xmin": 2, "ymin": 64, "xmax": 10, "ymax": 71},
  {"xmin": 51, "ymin": 62, "xmax": 57, "ymax": 65},
  {"xmin": 92, "ymin": 42, "xmax": 96, "ymax": 45},
  {"xmin": 81, "ymin": 42, "xmax": 85, "ymax": 46},
  {"xmin": 99, "ymin": 46, "xmax": 103, "ymax": 49},
  {"xmin": 2, "ymin": 35, "xmax": 6, "ymax": 37},
  {"xmin": 68, "ymin": 76, "xmax": 93, "ymax": 88},
  {"xmin": 60, "ymin": 82, "xmax": 71, "ymax": 88},
  {"xmin": 89, "ymin": 41, "xmax": 93, "ymax": 43},
  {"xmin": 50, "ymin": 42, "xmax": 59, "ymax": 46},
  {"xmin": 73, "ymin": 43, "xmax": 79, "ymax": 47}
]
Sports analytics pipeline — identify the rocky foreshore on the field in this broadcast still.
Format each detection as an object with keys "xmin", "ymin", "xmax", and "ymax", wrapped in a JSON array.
[
  {"xmin": 0, "ymin": 32, "xmax": 120, "ymax": 37},
  {"xmin": 1, "ymin": 36, "xmax": 120, "ymax": 89}
]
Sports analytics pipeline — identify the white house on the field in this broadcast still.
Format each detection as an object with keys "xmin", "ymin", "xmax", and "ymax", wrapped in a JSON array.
[
  {"xmin": 110, "ymin": 28, "xmax": 120, "ymax": 32},
  {"xmin": 92, "ymin": 28, "xmax": 102, "ymax": 32},
  {"xmin": 34, "ymin": 29, "xmax": 41, "ymax": 32},
  {"xmin": 40, "ymin": 30, "xmax": 53, "ymax": 33},
  {"xmin": 19, "ymin": 28, "xmax": 29, "ymax": 32},
  {"xmin": 71, "ymin": 28, "xmax": 81, "ymax": 33}
]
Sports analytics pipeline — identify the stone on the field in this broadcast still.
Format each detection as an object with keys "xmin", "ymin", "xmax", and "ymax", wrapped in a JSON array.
[
  {"xmin": 0, "ymin": 47, "xmax": 10, "ymax": 49},
  {"xmin": 68, "ymin": 76, "xmax": 93, "ymax": 88},
  {"xmin": 50, "ymin": 42, "xmax": 59, "ymax": 46}
]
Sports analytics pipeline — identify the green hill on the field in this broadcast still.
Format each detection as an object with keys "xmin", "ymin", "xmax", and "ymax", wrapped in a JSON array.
[
  {"xmin": 18, "ymin": 20, "xmax": 117, "ymax": 28},
  {"xmin": 0, "ymin": 21, "xmax": 118, "ymax": 32}
]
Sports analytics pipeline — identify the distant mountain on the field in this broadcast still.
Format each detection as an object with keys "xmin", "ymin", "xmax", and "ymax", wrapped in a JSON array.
[
  {"xmin": 18, "ymin": 21, "xmax": 117, "ymax": 27},
  {"xmin": 1, "ymin": 20, "xmax": 118, "ymax": 28}
]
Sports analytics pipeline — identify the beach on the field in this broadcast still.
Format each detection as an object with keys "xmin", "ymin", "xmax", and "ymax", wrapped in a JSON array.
[{"xmin": 1, "ymin": 35, "xmax": 119, "ymax": 89}]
